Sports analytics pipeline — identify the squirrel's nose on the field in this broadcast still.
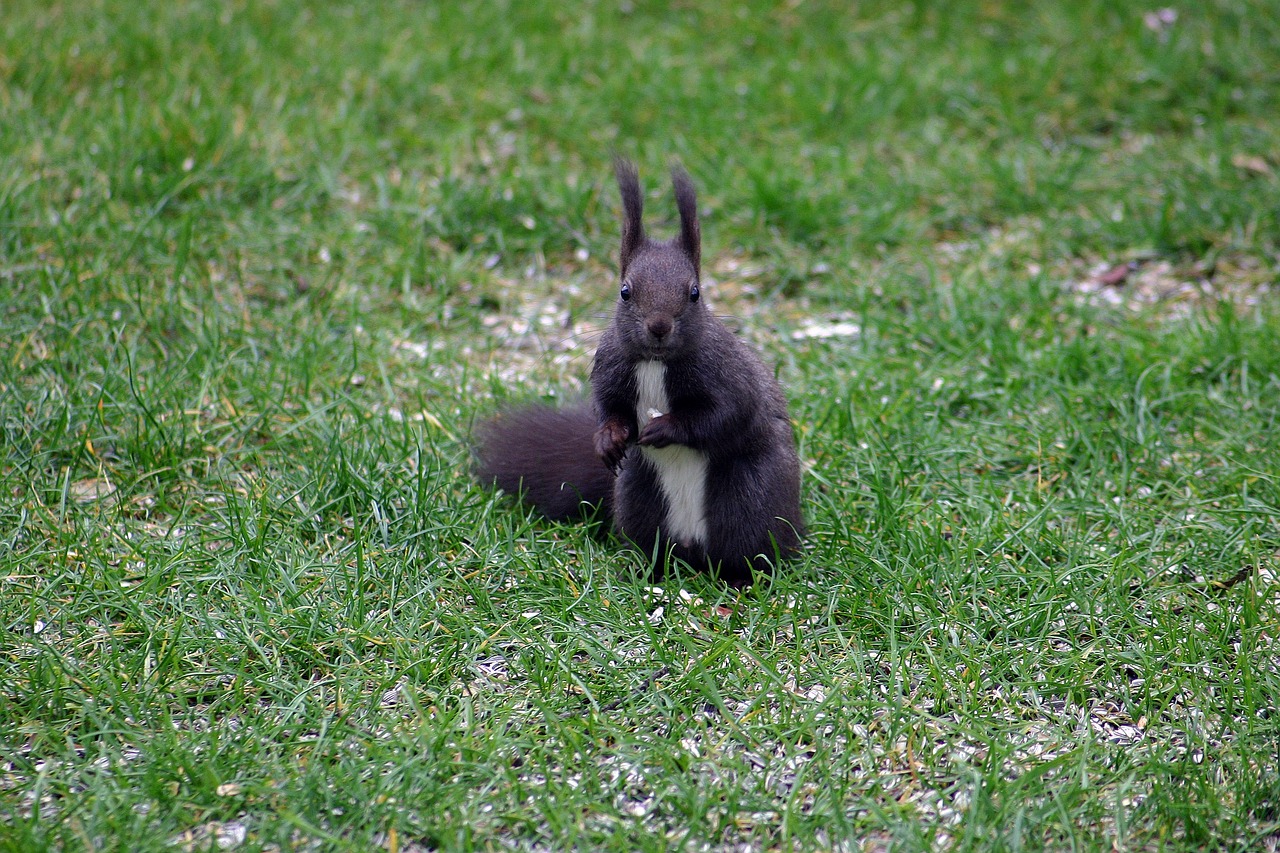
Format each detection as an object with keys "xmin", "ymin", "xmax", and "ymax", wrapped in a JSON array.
[{"xmin": 647, "ymin": 317, "xmax": 672, "ymax": 339}]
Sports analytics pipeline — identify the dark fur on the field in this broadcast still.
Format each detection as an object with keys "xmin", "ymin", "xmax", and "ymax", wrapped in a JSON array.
[
  {"xmin": 474, "ymin": 161, "xmax": 804, "ymax": 585},
  {"xmin": 473, "ymin": 403, "xmax": 614, "ymax": 521}
]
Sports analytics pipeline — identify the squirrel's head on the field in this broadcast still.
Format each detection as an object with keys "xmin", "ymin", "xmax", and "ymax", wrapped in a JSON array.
[{"xmin": 612, "ymin": 158, "xmax": 705, "ymax": 361}]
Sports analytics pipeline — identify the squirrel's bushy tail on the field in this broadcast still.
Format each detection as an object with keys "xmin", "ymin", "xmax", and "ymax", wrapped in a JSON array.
[{"xmin": 473, "ymin": 403, "xmax": 614, "ymax": 521}]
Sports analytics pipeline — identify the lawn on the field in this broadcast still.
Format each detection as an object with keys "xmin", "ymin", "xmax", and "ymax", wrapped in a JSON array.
[{"xmin": 2, "ymin": 0, "xmax": 1279, "ymax": 850}]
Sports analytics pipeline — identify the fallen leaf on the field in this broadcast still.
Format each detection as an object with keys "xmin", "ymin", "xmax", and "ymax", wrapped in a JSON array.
[
  {"xmin": 68, "ymin": 478, "xmax": 116, "ymax": 503},
  {"xmin": 791, "ymin": 319, "xmax": 861, "ymax": 340},
  {"xmin": 1096, "ymin": 262, "xmax": 1136, "ymax": 287},
  {"xmin": 1231, "ymin": 154, "xmax": 1272, "ymax": 176},
  {"xmin": 1143, "ymin": 8, "xmax": 1177, "ymax": 33}
]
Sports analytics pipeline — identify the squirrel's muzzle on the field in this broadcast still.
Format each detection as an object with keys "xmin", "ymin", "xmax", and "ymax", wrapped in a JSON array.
[{"xmin": 646, "ymin": 316, "xmax": 673, "ymax": 340}]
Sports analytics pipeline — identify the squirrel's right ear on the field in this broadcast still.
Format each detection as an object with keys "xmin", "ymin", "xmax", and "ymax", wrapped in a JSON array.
[{"xmin": 614, "ymin": 157, "xmax": 644, "ymax": 276}]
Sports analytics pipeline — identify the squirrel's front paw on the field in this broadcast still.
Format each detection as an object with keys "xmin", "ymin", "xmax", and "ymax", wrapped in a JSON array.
[
  {"xmin": 595, "ymin": 418, "xmax": 630, "ymax": 472},
  {"xmin": 637, "ymin": 414, "xmax": 680, "ymax": 448}
]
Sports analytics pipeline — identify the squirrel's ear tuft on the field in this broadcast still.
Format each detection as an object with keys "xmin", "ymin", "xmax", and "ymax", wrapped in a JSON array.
[
  {"xmin": 614, "ymin": 157, "xmax": 644, "ymax": 276},
  {"xmin": 671, "ymin": 165, "xmax": 700, "ymax": 274}
]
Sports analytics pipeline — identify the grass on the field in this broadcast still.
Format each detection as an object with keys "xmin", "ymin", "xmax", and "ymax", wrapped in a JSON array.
[{"xmin": 2, "ymin": 0, "xmax": 1279, "ymax": 849}]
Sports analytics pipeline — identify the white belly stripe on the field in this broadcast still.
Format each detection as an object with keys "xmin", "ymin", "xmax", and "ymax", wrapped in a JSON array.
[{"xmin": 633, "ymin": 360, "xmax": 709, "ymax": 547}]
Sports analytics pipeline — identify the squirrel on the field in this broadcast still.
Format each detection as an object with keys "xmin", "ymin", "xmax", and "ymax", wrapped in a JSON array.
[{"xmin": 474, "ymin": 159, "xmax": 804, "ymax": 586}]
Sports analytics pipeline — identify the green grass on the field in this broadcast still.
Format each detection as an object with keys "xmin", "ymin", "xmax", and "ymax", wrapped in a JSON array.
[{"xmin": 3, "ymin": 0, "xmax": 1279, "ymax": 850}]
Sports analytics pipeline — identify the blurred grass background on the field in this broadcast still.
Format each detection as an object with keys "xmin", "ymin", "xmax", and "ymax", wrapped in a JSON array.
[{"xmin": 2, "ymin": 1, "xmax": 1279, "ymax": 850}]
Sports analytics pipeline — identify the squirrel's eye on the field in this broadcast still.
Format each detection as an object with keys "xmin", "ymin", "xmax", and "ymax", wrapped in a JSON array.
[
  {"xmin": 689, "ymin": 283, "xmax": 700, "ymax": 303},
  {"xmin": 620, "ymin": 283, "xmax": 632, "ymax": 301}
]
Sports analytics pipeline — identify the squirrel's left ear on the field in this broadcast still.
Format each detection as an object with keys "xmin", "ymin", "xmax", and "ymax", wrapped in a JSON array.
[{"xmin": 671, "ymin": 165, "xmax": 700, "ymax": 274}]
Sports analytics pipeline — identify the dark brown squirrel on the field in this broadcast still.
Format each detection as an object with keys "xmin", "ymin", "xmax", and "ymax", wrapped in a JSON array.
[{"xmin": 474, "ymin": 159, "xmax": 803, "ymax": 585}]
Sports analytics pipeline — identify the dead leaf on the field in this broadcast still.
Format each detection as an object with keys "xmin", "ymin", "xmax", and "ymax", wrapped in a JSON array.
[
  {"xmin": 68, "ymin": 478, "xmax": 116, "ymax": 503},
  {"xmin": 1143, "ymin": 8, "xmax": 1177, "ymax": 33},
  {"xmin": 1231, "ymin": 154, "xmax": 1272, "ymax": 176},
  {"xmin": 172, "ymin": 820, "xmax": 247, "ymax": 852},
  {"xmin": 1095, "ymin": 262, "xmax": 1136, "ymax": 287}
]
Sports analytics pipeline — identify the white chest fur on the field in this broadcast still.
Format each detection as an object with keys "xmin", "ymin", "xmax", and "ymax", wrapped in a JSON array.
[{"xmin": 633, "ymin": 360, "xmax": 709, "ymax": 548}]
